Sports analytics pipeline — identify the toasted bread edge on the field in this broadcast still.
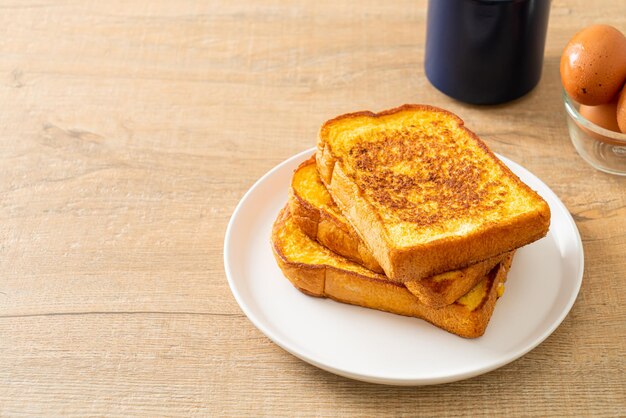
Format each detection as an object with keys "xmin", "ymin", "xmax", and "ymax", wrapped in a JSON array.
[
  {"xmin": 290, "ymin": 157, "xmax": 384, "ymax": 273},
  {"xmin": 405, "ymin": 252, "xmax": 510, "ymax": 309}
]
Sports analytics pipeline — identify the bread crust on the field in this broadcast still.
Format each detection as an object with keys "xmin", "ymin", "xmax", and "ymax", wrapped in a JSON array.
[
  {"xmin": 289, "ymin": 157, "xmax": 384, "ymax": 273},
  {"xmin": 317, "ymin": 104, "xmax": 550, "ymax": 282},
  {"xmin": 404, "ymin": 253, "xmax": 507, "ymax": 308},
  {"xmin": 271, "ymin": 207, "xmax": 513, "ymax": 338}
]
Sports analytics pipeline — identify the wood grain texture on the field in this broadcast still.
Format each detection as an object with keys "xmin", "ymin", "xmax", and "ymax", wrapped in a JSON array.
[{"xmin": 0, "ymin": 0, "xmax": 624, "ymax": 416}]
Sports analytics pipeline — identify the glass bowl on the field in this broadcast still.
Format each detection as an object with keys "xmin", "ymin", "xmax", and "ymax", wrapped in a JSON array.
[{"xmin": 563, "ymin": 90, "xmax": 626, "ymax": 176}]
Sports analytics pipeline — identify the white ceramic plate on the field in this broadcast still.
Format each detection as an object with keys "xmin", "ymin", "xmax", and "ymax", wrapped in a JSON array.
[{"xmin": 224, "ymin": 148, "xmax": 584, "ymax": 385}]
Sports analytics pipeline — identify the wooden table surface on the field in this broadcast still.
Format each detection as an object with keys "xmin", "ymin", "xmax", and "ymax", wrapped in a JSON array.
[{"xmin": 1, "ymin": 0, "xmax": 625, "ymax": 416}]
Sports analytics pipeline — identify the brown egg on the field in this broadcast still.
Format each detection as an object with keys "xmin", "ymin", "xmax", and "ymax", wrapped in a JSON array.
[
  {"xmin": 579, "ymin": 101, "xmax": 621, "ymax": 133},
  {"xmin": 561, "ymin": 25, "xmax": 626, "ymax": 105},
  {"xmin": 617, "ymin": 84, "xmax": 626, "ymax": 133}
]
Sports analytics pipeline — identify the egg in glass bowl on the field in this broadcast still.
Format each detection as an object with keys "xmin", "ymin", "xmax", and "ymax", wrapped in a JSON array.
[
  {"xmin": 560, "ymin": 24, "xmax": 626, "ymax": 176},
  {"xmin": 563, "ymin": 91, "xmax": 626, "ymax": 176}
]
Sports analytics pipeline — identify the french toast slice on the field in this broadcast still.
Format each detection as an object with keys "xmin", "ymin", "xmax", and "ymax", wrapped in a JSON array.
[
  {"xmin": 271, "ymin": 206, "xmax": 514, "ymax": 339},
  {"xmin": 317, "ymin": 104, "xmax": 550, "ymax": 282},
  {"xmin": 290, "ymin": 156, "xmax": 508, "ymax": 307}
]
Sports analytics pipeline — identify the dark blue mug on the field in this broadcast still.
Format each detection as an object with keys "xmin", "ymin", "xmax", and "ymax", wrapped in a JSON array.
[{"xmin": 425, "ymin": 0, "xmax": 551, "ymax": 105}]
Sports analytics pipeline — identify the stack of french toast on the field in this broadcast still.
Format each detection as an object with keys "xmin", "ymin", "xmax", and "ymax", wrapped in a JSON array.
[{"xmin": 271, "ymin": 105, "xmax": 551, "ymax": 338}]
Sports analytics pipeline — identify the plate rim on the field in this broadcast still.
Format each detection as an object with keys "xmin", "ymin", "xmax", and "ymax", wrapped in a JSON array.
[{"xmin": 223, "ymin": 147, "xmax": 584, "ymax": 385}]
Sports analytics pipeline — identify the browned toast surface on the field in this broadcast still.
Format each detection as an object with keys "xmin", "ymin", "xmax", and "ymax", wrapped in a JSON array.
[
  {"xmin": 317, "ymin": 105, "xmax": 550, "ymax": 281},
  {"xmin": 271, "ymin": 206, "xmax": 513, "ymax": 338},
  {"xmin": 290, "ymin": 156, "xmax": 513, "ymax": 307}
]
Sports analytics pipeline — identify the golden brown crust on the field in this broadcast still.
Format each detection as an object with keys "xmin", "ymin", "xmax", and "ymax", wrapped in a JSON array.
[
  {"xmin": 271, "ymin": 208, "xmax": 327, "ymax": 296},
  {"xmin": 317, "ymin": 104, "xmax": 551, "ymax": 282},
  {"xmin": 271, "ymin": 206, "xmax": 513, "ymax": 338},
  {"xmin": 319, "ymin": 104, "xmax": 465, "ymax": 134},
  {"xmin": 289, "ymin": 157, "xmax": 384, "ymax": 273},
  {"xmin": 405, "ymin": 253, "xmax": 509, "ymax": 309},
  {"xmin": 388, "ymin": 211, "xmax": 548, "ymax": 280}
]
